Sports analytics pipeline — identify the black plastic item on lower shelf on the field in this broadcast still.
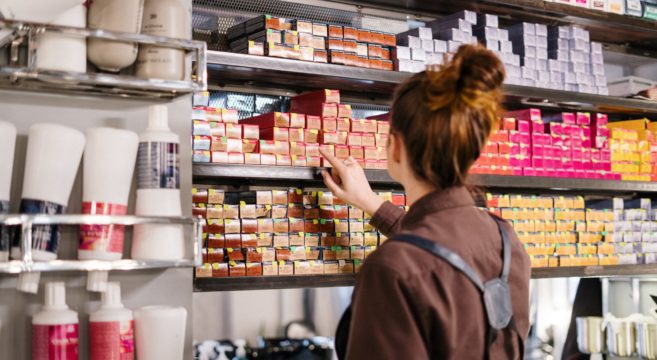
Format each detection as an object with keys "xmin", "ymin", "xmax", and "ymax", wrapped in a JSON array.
[
  {"xmin": 193, "ymin": 264, "xmax": 657, "ymax": 291},
  {"xmin": 205, "ymin": 51, "xmax": 657, "ymax": 116},
  {"xmin": 193, "ymin": 164, "xmax": 657, "ymax": 193}
]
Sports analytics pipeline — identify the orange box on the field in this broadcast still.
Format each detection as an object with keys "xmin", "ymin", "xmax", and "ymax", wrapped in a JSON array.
[
  {"xmin": 350, "ymin": 146, "xmax": 364, "ymax": 159},
  {"xmin": 304, "ymin": 129, "xmax": 320, "ymax": 143},
  {"xmin": 290, "ymin": 142, "xmax": 305, "ymax": 156},
  {"xmin": 289, "ymin": 128, "xmax": 304, "ymax": 142}
]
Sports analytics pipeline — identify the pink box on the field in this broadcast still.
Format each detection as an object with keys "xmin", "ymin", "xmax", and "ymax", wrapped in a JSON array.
[
  {"xmin": 531, "ymin": 121, "xmax": 545, "ymax": 134},
  {"xmin": 572, "ymin": 138, "xmax": 582, "ymax": 148},
  {"xmin": 543, "ymin": 145, "xmax": 554, "ymax": 158},
  {"xmin": 567, "ymin": 170, "xmax": 578, "ymax": 178},
  {"xmin": 531, "ymin": 133, "xmax": 545, "ymax": 146},
  {"xmin": 582, "ymin": 139, "xmax": 591, "ymax": 147},
  {"xmin": 547, "ymin": 169, "xmax": 558, "ymax": 177},
  {"xmin": 603, "ymin": 162, "xmax": 611, "ymax": 171},
  {"xmin": 517, "ymin": 120, "xmax": 530, "ymax": 133},
  {"xmin": 532, "ymin": 157, "xmax": 544, "ymax": 168},
  {"xmin": 582, "ymin": 148, "xmax": 591, "ymax": 161},
  {"xmin": 562, "ymin": 112, "xmax": 576, "ymax": 124},
  {"xmin": 592, "ymin": 161, "xmax": 603, "ymax": 171},
  {"xmin": 582, "ymin": 161, "xmax": 593, "ymax": 171},
  {"xmin": 576, "ymin": 112, "xmax": 591, "ymax": 125},
  {"xmin": 524, "ymin": 167, "xmax": 536, "ymax": 176},
  {"xmin": 509, "ymin": 131, "xmax": 530, "ymax": 144},
  {"xmin": 572, "ymin": 150, "xmax": 582, "ymax": 160},
  {"xmin": 505, "ymin": 108, "xmax": 542, "ymax": 122},
  {"xmin": 544, "ymin": 157, "xmax": 555, "ymax": 169},
  {"xmin": 596, "ymin": 127, "xmax": 610, "ymax": 138},
  {"xmin": 594, "ymin": 137, "xmax": 608, "ymax": 149},
  {"xmin": 512, "ymin": 167, "xmax": 523, "ymax": 176},
  {"xmin": 600, "ymin": 150, "xmax": 611, "ymax": 161},
  {"xmin": 573, "ymin": 160, "xmax": 583, "ymax": 170},
  {"xmin": 593, "ymin": 113, "xmax": 608, "ymax": 126},
  {"xmin": 563, "ymin": 159, "xmax": 573, "ymax": 169},
  {"xmin": 532, "ymin": 144, "xmax": 544, "ymax": 157},
  {"xmin": 549, "ymin": 123, "xmax": 562, "ymax": 136},
  {"xmin": 570, "ymin": 126, "xmax": 583, "ymax": 138},
  {"xmin": 554, "ymin": 170, "xmax": 565, "ymax": 177},
  {"xmin": 582, "ymin": 127, "xmax": 591, "ymax": 138}
]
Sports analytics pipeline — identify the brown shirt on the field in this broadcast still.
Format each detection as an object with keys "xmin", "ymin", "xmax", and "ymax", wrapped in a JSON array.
[{"xmin": 345, "ymin": 187, "xmax": 530, "ymax": 359}]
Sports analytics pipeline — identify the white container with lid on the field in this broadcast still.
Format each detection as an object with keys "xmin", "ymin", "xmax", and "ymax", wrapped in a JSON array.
[
  {"xmin": 36, "ymin": 4, "xmax": 87, "ymax": 73},
  {"xmin": 0, "ymin": 121, "xmax": 16, "ymax": 262},
  {"xmin": 87, "ymin": 0, "xmax": 145, "ymax": 72},
  {"xmin": 135, "ymin": 0, "xmax": 189, "ymax": 80},
  {"xmin": 32, "ymin": 282, "xmax": 79, "ymax": 359},
  {"xmin": 134, "ymin": 305, "xmax": 187, "ymax": 360},
  {"xmin": 132, "ymin": 105, "xmax": 184, "ymax": 260},
  {"xmin": 90, "ymin": 282, "xmax": 135, "ymax": 360},
  {"xmin": 79, "ymin": 127, "xmax": 139, "ymax": 261}
]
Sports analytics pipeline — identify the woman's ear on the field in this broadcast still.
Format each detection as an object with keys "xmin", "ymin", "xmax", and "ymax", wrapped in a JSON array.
[{"xmin": 389, "ymin": 133, "xmax": 403, "ymax": 164}]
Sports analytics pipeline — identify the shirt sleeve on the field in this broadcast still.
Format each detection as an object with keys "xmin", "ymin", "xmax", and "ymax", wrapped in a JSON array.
[
  {"xmin": 345, "ymin": 263, "xmax": 429, "ymax": 360},
  {"xmin": 369, "ymin": 201, "xmax": 405, "ymax": 237}
]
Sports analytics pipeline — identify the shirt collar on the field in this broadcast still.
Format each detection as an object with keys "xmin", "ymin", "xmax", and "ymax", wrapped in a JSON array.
[{"xmin": 401, "ymin": 186, "xmax": 476, "ymax": 228}]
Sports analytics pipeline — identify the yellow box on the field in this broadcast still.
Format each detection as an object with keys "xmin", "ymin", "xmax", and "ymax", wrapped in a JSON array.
[
  {"xmin": 597, "ymin": 243, "xmax": 615, "ymax": 255},
  {"xmin": 556, "ymin": 220, "xmax": 575, "ymax": 232},
  {"xmin": 607, "ymin": 118, "xmax": 650, "ymax": 131},
  {"xmin": 555, "ymin": 244, "xmax": 577, "ymax": 256},
  {"xmin": 548, "ymin": 256, "xmax": 559, "ymax": 268}
]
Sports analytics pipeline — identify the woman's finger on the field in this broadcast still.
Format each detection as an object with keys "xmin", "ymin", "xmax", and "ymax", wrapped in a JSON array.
[
  {"xmin": 319, "ymin": 148, "xmax": 346, "ymax": 172},
  {"xmin": 321, "ymin": 170, "xmax": 345, "ymax": 198}
]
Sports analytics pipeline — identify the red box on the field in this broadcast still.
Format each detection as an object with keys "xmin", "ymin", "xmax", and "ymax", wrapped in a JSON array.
[
  {"xmin": 261, "ymin": 127, "xmax": 289, "ymax": 142},
  {"xmin": 211, "ymin": 151, "xmax": 229, "ymax": 163},
  {"xmin": 347, "ymin": 133, "xmax": 363, "ymax": 146},
  {"xmin": 289, "ymin": 128, "xmax": 304, "ymax": 142},
  {"xmin": 261, "ymin": 154, "xmax": 276, "ymax": 165},
  {"xmin": 240, "ymin": 112, "xmax": 290, "ymax": 128},
  {"xmin": 209, "ymin": 122, "xmax": 226, "ymax": 137},
  {"xmin": 290, "ymin": 142, "xmax": 306, "ymax": 156},
  {"xmin": 504, "ymin": 108, "xmax": 542, "ymax": 122},
  {"xmin": 336, "ymin": 118, "xmax": 350, "ymax": 132},
  {"xmin": 291, "ymin": 100, "xmax": 338, "ymax": 117},
  {"xmin": 306, "ymin": 115, "xmax": 322, "ymax": 130},
  {"xmin": 307, "ymin": 156, "xmax": 321, "ymax": 167},
  {"xmin": 243, "ymin": 125, "xmax": 259, "ymax": 140},
  {"xmin": 335, "ymin": 145, "xmax": 350, "ymax": 159},
  {"xmin": 242, "ymin": 139, "xmax": 258, "ymax": 153},
  {"xmin": 291, "ymin": 155, "xmax": 307, "ymax": 166},
  {"xmin": 498, "ymin": 142, "xmax": 511, "ymax": 154},
  {"xmin": 245, "ymin": 153, "xmax": 260, "ymax": 165},
  {"xmin": 221, "ymin": 109, "xmax": 239, "ymax": 123},
  {"xmin": 322, "ymin": 117, "xmax": 337, "ymax": 132},
  {"xmin": 276, "ymin": 155, "xmax": 292, "ymax": 166},
  {"xmin": 290, "ymin": 113, "xmax": 306, "ymax": 128},
  {"xmin": 228, "ymin": 153, "xmax": 244, "ymax": 164},
  {"xmin": 306, "ymin": 143, "xmax": 320, "ymax": 157},
  {"xmin": 304, "ymin": 129, "xmax": 320, "ymax": 143},
  {"xmin": 225, "ymin": 123, "xmax": 242, "ymax": 139},
  {"xmin": 350, "ymin": 146, "xmax": 364, "ymax": 159},
  {"xmin": 291, "ymin": 89, "xmax": 340, "ymax": 106},
  {"xmin": 337, "ymin": 104, "xmax": 352, "ymax": 118}
]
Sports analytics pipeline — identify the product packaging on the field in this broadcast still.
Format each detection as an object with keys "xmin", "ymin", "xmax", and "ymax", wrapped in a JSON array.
[
  {"xmin": 89, "ymin": 282, "xmax": 135, "ymax": 360},
  {"xmin": 134, "ymin": 306, "xmax": 187, "ymax": 360},
  {"xmin": 32, "ymin": 282, "xmax": 79, "ymax": 359}
]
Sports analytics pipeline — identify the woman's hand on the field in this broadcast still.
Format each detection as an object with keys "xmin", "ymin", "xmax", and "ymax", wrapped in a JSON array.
[{"xmin": 319, "ymin": 148, "xmax": 384, "ymax": 216}]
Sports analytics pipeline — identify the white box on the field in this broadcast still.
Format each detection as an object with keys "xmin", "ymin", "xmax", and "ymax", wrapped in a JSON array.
[
  {"xmin": 412, "ymin": 60, "xmax": 426, "ymax": 73},
  {"xmin": 426, "ymin": 53, "xmax": 445, "ymax": 65},
  {"xmin": 550, "ymin": 72, "xmax": 564, "ymax": 83},
  {"xmin": 592, "ymin": 63, "xmax": 605, "ymax": 75},
  {"xmin": 537, "ymin": 59, "xmax": 548, "ymax": 70},
  {"xmin": 607, "ymin": 76, "xmax": 656, "ymax": 96},
  {"xmin": 549, "ymin": 49, "xmax": 569, "ymax": 61},
  {"xmin": 536, "ymin": 36, "xmax": 548, "ymax": 49},
  {"xmin": 535, "ymin": 24, "xmax": 548, "ymax": 37},
  {"xmin": 598, "ymin": 87, "xmax": 609, "ymax": 96},
  {"xmin": 506, "ymin": 65, "xmax": 521, "ymax": 78},
  {"xmin": 570, "ymin": 27, "xmax": 590, "ymax": 42},
  {"xmin": 549, "ymin": 26, "xmax": 570, "ymax": 39},
  {"xmin": 500, "ymin": 41, "xmax": 513, "ymax": 53},
  {"xmin": 565, "ymin": 72, "xmax": 577, "ymax": 84},
  {"xmin": 510, "ymin": 54, "xmax": 521, "ymax": 66},
  {"xmin": 570, "ymin": 61, "xmax": 587, "ymax": 73},
  {"xmin": 522, "ymin": 78, "xmax": 536, "ymax": 87},
  {"xmin": 486, "ymin": 40, "xmax": 499, "ymax": 51},
  {"xmin": 439, "ymin": 28, "xmax": 467, "ymax": 42},
  {"xmin": 523, "ymin": 46, "xmax": 537, "ymax": 58},
  {"xmin": 478, "ymin": 14, "xmax": 498, "ymax": 28},
  {"xmin": 591, "ymin": 53, "xmax": 604, "ymax": 65},
  {"xmin": 569, "ymin": 38, "xmax": 590, "ymax": 52},
  {"xmin": 548, "ymin": 59, "xmax": 561, "ymax": 72},
  {"xmin": 565, "ymin": 84, "xmax": 578, "ymax": 92},
  {"xmin": 522, "ymin": 66, "xmax": 537, "ymax": 80},
  {"xmin": 591, "ymin": 42, "xmax": 603, "ymax": 54},
  {"xmin": 590, "ymin": 0, "xmax": 607, "ymax": 11},
  {"xmin": 497, "ymin": 29, "xmax": 509, "ymax": 41},
  {"xmin": 538, "ymin": 71, "xmax": 550, "ymax": 83},
  {"xmin": 394, "ymin": 59, "xmax": 414, "ymax": 72},
  {"xmin": 433, "ymin": 39, "xmax": 447, "ymax": 53},
  {"xmin": 508, "ymin": 22, "xmax": 536, "ymax": 36},
  {"xmin": 536, "ymin": 47, "xmax": 548, "ymax": 59},
  {"xmin": 606, "ymin": 0, "xmax": 625, "ymax": 14},
  {"xmin": 575, "ymin": 72, "xmax": 592, "ymax": 84},
  {"xmin": 569, "ymin": 50, "xmax": 589, "ymax": 63},
  {"xmin": 405, "ymin": 35, "xmax": 422, "ymax": 48},
  {"xmin": 448, "ymin": 40, "xmax": 462, "ymax": 53},
  {"xmin": 393, "ymin": 46, "xmax": 411, "ymax": 60},
  {"xmin": 477, "ymin": 27, "xmax": 499, "ymax": 41},
  {"xmin": 594, "ymin": 75, "xmax": 607, "ymax": 86},
  {"xmin": 418, "ymin": 27, "xmax": 433, "ymax": 40},
  {"xmin": 523, "ymin": 57, "xmax": 537, "ymax": 69},
  {"xmin": 411, "ymin": 47, "xmax": 426, "ymax": 61},
  {"xmin": 421, "ymin": 39, "xmax": 434, "ymax": 52}
]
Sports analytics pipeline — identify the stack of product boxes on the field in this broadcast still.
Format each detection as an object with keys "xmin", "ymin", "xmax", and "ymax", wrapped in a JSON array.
[
  {"xmin": 391, "ymin": 10, "xmax": 609, "ymax": 95},
  {"xmin": 607, "ymin": 118, "xmax": 657, "ymax": 181},
  {"xmin": 191, "ymin": 106, "xmax": 246, "ymax": 164},
  {"xmin": 226, "ymin": 15, "xmax": 397, "ymax": 70},
  {"xmin": 549, "ymin": 0, "xmax": 657, "ymax": 19},
  {"xmin": 194, "ymin": 187, "xmax": 404, "ymax": 278},
  {"xmin": 607, "ymin": 197, "xmax": 657, "ymax": 265}
]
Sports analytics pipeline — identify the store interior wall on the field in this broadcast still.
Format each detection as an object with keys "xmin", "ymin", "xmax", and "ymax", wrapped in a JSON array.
[{"xmin": 0, "ymin": 91, "xmax": 194, "ymax": 359}]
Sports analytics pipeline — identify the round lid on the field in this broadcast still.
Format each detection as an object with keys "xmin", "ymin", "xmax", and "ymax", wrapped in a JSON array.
[{"xmin": 147, "ymin": 105, "xmax": 170, "ymax": 131}]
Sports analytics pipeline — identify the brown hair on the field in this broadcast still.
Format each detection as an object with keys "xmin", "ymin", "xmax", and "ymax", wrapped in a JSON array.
[{"xmin": 390, "ymin": 43, "xmax": 505, "ymax": 189}]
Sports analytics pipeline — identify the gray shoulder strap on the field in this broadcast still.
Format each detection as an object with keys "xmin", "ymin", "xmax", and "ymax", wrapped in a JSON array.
[{"xmin": 391, "ymin": 213, "xmax": 511, "ymax": 291}]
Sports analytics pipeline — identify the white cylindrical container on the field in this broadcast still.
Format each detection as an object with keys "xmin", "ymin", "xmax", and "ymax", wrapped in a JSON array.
[
  {"xmin": 32, "ymin": 282, "xmax": 79, "ymax": 360},
  {"xmin": 135, "ymin": 0, "xmax": 188, "ymax": 80},
  {"xmin": 11, "ymin": 124, "xmax": 85, "ymax": 262},
  {"xmin": 89, "ymin": 282, "xmax": 134, "ymax": 360},
  {"xmin": 87, "ymin": 0, "xmax": 144, "ymax": 72},
  {"xmin": 134, "ymin": 306, "xmax": 186, "ymax": 360},
  {"xmin": 36, "ymin": 4, "xmax": 87, "ymax": 73},
  {"xmin": 0, "ymin": 121, "xmax": 16, "ymax": 262},
  {"xmin": 131, "ymin": 105, "xmax": 184, "ymax": 260},
  {"xmin": 79, "ymin": 127, "xmax": 139, "ymax": 261}
]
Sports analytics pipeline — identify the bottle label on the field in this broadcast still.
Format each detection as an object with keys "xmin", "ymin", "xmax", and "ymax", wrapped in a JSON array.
[
  {"xmin": 137, "ymin": 142, "xmax": 180, "ymax": 189},
  {"xmin": 32, "ymin": 323, "xmax": 79, "ymax": 360},
  {"xmin": 79, "ymin": 202, "xmax": 128, "ymax": 254},
  {"xmin": 13, "ymin": 199, "xmax": 65, "ymax": 254},
  {"xmin": 90, "ymin": 320, "xmax": 135, "ymax": 360},
  {"xmin": 0, "ymin": 200, "xmax": 9, "ymax": 253}
]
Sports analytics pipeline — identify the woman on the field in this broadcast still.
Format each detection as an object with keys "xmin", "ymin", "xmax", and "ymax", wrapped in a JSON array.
[{"xmin": 319, "ymin": 44, "xmax": 531, "ymax": 359}]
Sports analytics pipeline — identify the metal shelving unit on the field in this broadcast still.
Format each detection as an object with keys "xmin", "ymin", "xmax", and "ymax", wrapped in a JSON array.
[
  {"xmin": 0, "ymin": 214, "xmax": 203, "ymax": 273},
  {"xmin": 0, "ymin": 19, "xmax": 207, "ymax": 99},
  {"xmin": 194, "ymin": 164, "xmax": 657, "ymax": 194},
  {"xmin": 206, "ymin": 51, "xmax": 657, "ymax": 116},
  {"xmin": 194, "ymin": 264, "xmax": 657, "ymax": 291}
]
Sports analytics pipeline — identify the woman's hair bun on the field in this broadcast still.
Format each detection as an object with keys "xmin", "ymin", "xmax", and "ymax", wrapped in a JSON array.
[{"xmin": 453, "ymin": 44, "xmax": 504, "ymax": 91}]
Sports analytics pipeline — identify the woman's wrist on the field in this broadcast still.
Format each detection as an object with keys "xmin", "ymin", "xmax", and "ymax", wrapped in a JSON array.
[{"xmin": 358, "ymin": 193, "xmax": 385, "ymax": 217}]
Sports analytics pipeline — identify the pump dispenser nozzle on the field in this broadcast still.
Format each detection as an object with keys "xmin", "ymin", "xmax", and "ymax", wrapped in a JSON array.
[{"xmin": 44, "ymin": 282, "xmax": 69, "ymax": 310}]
